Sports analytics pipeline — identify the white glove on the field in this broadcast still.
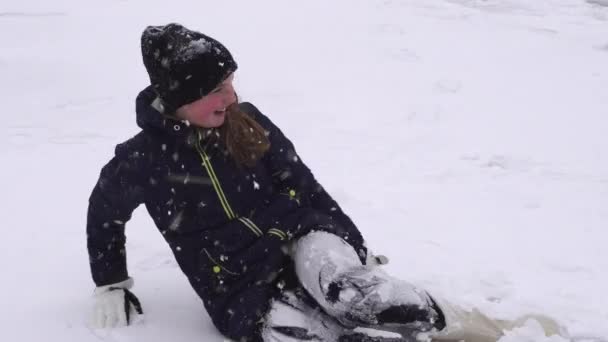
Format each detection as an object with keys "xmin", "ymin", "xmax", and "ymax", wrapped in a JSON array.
[{"xmin": 92, "ymin": 278, "xmax": 143, "ymax": 328}]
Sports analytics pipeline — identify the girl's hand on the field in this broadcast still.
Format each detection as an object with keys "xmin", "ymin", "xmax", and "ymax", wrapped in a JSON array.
[{"xmin": 92, "ymin": 278, "xmax": 143, "ymax": 328}]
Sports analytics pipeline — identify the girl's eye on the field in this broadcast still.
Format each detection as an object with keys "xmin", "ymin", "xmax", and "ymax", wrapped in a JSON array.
[{"xmin": 213, "ymin": 87, "xmax": 223, "ymax": 93}]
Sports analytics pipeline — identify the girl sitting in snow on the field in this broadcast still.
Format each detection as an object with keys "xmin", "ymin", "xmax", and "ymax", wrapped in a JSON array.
[{"xmin": 87, "ymin": 23, "xmax": 566, "ymax": 342}]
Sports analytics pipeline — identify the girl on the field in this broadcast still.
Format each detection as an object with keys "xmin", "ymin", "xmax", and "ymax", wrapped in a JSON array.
[{"xmin": 87, "ymin": 23, "xmax": 566, "ymax": 342}]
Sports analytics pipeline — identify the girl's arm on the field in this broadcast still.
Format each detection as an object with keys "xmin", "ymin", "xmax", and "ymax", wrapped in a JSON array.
[
  {"xmin": 241, "ymin": 102, "xmax": 367, "ymax": 261},
  {"xmin": 87, "ymin": 138, "xmax": 146, "ymax": 286}
]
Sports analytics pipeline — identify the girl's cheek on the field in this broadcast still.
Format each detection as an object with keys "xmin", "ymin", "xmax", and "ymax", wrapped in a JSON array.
[
  {"xmin": 204, "ymin": 96, "xmax": 220, "ymax": 110},
  {"xmin": 196, "ymin": 101, "xmax": 214, "ymax": 113}
]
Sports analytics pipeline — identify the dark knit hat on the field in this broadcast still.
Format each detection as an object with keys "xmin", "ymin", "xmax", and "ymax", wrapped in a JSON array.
[{"xmin": 141, "ymin": 23, "xmax": 238, "ymax": 113}]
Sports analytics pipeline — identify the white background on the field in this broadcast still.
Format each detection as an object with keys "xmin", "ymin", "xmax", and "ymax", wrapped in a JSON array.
[{"xmin": 1, "ymin": 0, "xmax": 607, "ymax": 340}]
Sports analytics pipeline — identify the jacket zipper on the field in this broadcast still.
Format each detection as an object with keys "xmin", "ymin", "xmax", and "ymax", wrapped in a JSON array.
[{"xmin": 194, "ymin": 131, "xmax": 236, "ymax": 220}]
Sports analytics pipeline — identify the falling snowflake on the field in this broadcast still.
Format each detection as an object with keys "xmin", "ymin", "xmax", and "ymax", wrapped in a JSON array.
[
  {"xmin": 161, "ymin": 57, "xmax": 170, "ymax": 68},
  {"xmin": 169, "ymin": 211, "xmax": 184, "ymax": 231}
]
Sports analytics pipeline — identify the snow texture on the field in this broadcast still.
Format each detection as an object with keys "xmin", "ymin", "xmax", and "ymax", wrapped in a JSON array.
[{"xmin": 1, "ymin": 0, "xmax": 607, "ymax": 341}]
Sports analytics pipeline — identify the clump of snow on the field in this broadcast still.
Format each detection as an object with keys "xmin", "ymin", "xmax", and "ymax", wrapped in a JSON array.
[
  {"xmin": 498, "ymin": 319, "xmax": 569, "ymax": 342},
  {"xmin": 179, "ymin": 38, "xmax": 211, "ymax": 61}
]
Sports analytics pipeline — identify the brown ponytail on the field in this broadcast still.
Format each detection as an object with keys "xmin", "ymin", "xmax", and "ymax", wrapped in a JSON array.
[{"xmin": 219, "ymin": 101, "xmax": 270, "ymax": 168}]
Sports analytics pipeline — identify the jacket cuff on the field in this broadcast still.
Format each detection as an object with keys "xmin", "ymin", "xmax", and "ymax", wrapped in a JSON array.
[{"xmin": 94, "ymin": 277, "xmax": 134, "ymax": 295}]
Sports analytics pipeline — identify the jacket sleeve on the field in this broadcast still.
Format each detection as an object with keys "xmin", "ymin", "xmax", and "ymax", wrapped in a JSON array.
[
  {"xmin": 87, "ymin": 140, "xmax": 146, "ymax": 286},
  {"xmin": 240, "ymin": 102, "xmax": 367, "ymax": 260}
]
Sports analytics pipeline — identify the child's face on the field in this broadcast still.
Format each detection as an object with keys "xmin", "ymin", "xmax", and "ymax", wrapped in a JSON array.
[{"xmin": 176, "ymin": 73, "xmax": 236, "ymax": 128}]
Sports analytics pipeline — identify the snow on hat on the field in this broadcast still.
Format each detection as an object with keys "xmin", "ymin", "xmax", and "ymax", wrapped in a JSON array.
[{"xmin": 141, "ymin": 23, "xmax": 238, "ymax": 113}]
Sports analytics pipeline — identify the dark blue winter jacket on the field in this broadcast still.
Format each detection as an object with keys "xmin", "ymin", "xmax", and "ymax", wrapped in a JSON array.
[{"xmin": 87, "ymin": 86, "xmax": 367, "ymax": 341}]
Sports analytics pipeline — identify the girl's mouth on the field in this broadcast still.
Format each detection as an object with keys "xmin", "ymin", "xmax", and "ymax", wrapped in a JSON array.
[{"xmin": 214, "ymin": 108, "xmax": 226, "ymax": 115}]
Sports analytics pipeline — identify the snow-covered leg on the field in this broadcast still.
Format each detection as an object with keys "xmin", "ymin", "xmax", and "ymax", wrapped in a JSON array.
[
  {"xmin": 290, "ymin": 231, "xmax": 444, "ymax": 332},
  {"xmin": 338, "ymin": 333, "xmax": 415, "ymax": 342},
  {"xmin": 261, "ymin": 290, "xmax": 346, "ymax": 341},
  {"xmin": 262, "ymin": 288, "xmax": 416, "ymax": 342}
]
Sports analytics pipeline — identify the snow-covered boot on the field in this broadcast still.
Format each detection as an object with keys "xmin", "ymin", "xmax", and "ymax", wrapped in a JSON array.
[
  {"xmin": 291, "ymin": 232, "xmax": 445, "ymax": 332},
  {"xmin": 325, "ymin": 265, "xmax": 445, "ymax": 332}
]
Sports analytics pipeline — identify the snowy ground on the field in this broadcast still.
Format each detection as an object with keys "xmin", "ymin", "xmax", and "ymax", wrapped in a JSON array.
[{"xmin": 1, "ymin": 0, "xmax": 607, "ymax": 341}]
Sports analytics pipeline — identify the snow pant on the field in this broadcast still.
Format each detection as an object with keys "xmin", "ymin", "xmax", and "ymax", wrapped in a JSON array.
[
  {"xmin": 261, "ymin": 231, "xmax": 416, "ymax": 341},
  {"xmin": 262, "ymin": 288, "xmax": 408, "ymax": 342},
  {"xmin": 261, "ymin": 232, "xmax": 568, "ymax": 342}
]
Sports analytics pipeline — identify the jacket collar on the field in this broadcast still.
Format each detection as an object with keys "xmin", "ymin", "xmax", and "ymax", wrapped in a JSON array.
[{"xmin": 136, "ymin": 85, "xmax": 195, "ymax": 142}]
